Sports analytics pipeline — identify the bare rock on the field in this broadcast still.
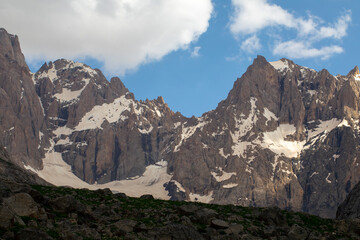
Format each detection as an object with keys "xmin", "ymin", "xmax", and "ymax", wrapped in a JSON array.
[
  {"xmin": 0, "ymin": 204, "xmax": 15, "ymax": 229},
  {"xmin": 288, "ymin": 224, "xmax": 308, "ymax": 240},
  {"xmin": 337, "ymin": 180, "xmax": 360, "ymax": 219},
  {"xmin": 140, "ymin": 194, "xmax": 154, "ymax": 200},
  {"xmin": 194, "ymin": 208, "xmax": 218, "ymax": 224},
  {"xmin": 113, "ymin": 219, "xmax": 137, "ymax": 236},
  {"xmin": 15, "ymin": 229, "xmax": 53, "ymax": 240},
  {"xmin": 4, "ymin": 193, "xmax": 38, "ymax": 217},
  {"xmin": 49, "ymin": 195, "xmax": 85, "ymax": 213},
  {"xmin": 178, "ymin": 204, "xmax": 200, "ymax": 215},
  {"xmin": 211, "ymin": 219, "xmax": 229, "ymax": 229}
]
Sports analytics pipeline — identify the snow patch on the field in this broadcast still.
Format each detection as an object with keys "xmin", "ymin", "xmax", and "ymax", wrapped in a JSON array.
[
  {"xmin": 305, "ymin": 119, "xmax": 344, "ymax": 147},
  {"xmin": 75, "ymin": 96, "xmax": 137, "ymax": 131},
  {"xmin": 37, "ymin": 64, "xmax": 58, "ymax": 82},
  {"xmin": 189, "ymin": 191, "xmax": 213, "ymax": 203},
  {"xmin": 174, "ymin": 119, "xmax": 208, "ymax": 152},
  {"xmin": 231, "ymin": 97, "xmax": 258, "ymax": 157},
  {"xmin": 38, "ymin": 96, "xmax": 45, "ymax": 116},
  {"xmin": 231, "ymin": 141, "xmax": 253, "ymax": 158},
  {"xmin": 223, "ymin": 183, "xmax": 238, "ymax": 189},
  {"xmin": 259, "ymin": 124, "xmax": 305, "ymax": 158},
  {"xmin": 325, "ymin": 173, "xmax": 332, "ymax": 184},
  {"xmin": 270, "ymin": 59, "xmax": 291, "ymax": 72},
  {"xmin": 170, "ymin": 180, "xmax": 186, "ymax": 192},
  {"xmin": 56, "ymin": 137, "xmax": 71, "ymax": 146},
  {"xmin": 355, "ymin": 74, "xmax": 360, "ymax": 81},
  {"xmin": 25, "ymin": 141, "xmax": 172, "ymax": 199},
  {"xmin": 307, "ymin": 90, "xmax": 316, "ymax": 97},
  {"xmin": 54, "ymin": 78, "xmax": 90, "ymax": 102},
  {"xmin": 263, "ymin": 108, "xmax": 278, "ymax": 125},
  {"xmin": 210, "ymin": 167, "xmax": 236, "ymax": 182},
  {"xmin": 64, "ymin": 60, "xmax": 98, "ymax": 77},
  {"xmin": 338, "ymin": 119, "xmax": 350, "ymax": 127},
  {"xmin": 39, "ymin": 131, "xmax": 44, "ymax": 141},
  {"xmin": 103, "ymin": 160, "xmax": 172, "ymax": 199},
  {"xmin": 219, "ymin": 148, "xmax": 230, "ymax": 158},
  {"xmin": 138, "ymin": 125, "xmax": 153, "ymax": 134}
]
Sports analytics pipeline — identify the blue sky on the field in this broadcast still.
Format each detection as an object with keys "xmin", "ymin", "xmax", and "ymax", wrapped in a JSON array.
[{"xmin": 1, "ymin": 0, "xmax": 359, "ymax": 117}]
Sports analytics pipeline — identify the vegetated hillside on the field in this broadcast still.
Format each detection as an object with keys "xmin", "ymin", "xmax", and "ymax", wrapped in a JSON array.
[
  {"xmin": 1, "ymin": 182, "xmax": 360, "ymax": 239},
  {"xmin": 1, "ymin": 27, "xmax": 360, "ymax": 219}
]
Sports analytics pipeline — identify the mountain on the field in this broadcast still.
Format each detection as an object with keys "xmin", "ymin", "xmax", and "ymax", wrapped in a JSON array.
[{"xmin": 1, "ymin": 28, "xmax": 359, "ymax": 219}]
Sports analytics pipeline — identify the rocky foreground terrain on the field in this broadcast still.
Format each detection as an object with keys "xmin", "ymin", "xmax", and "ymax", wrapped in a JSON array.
[{"xmin": 0, "ymin": 149, "xmax": 360, "ymax": 240}]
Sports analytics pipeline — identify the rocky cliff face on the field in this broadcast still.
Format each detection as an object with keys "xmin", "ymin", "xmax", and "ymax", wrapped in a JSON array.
[
  {"xmin": 167, "ymin": 57, "xmax": 360, "ymax": 218},
  {"xmin": 0, "ymin": 28, "xmax": 45, "ymax": 169},
  {"xmin": 337, "ymin": 180, "xmax": 360, "ymax": 219},
  {"xmin": 1, "ymin": 29, "xmax": 360, "ymax": 218}
]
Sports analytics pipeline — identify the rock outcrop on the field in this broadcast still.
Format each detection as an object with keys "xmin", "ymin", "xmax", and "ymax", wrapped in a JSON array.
[
  {"xmin": 0, "ymin": 28, "xmax": 45, "ymax": 168},
  {"xmin": 1, "ymin": 28, "xmax": 360, "ymax": 219},
  {"xmin": 1, "ymin": 180, "xmax": 360, "ymax": 239},
  {"xmin": 337, "ymin": 180, "xmax": 360, "ymax": 219}
]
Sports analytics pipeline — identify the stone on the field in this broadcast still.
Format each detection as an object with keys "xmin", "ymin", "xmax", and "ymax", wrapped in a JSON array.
[
  {"xmin": 210, "ymin": 219, "xmax": 229, "ymax": 229},
  {"xmin": 4, "ymin": 193, "xmax": 38, "ymax": 217},
  {"xmin": 95, "ymin": 188, "xmax": 112, "ymax": 196},
  {"xmin": 49, "ymin": 195, "xmax": 85, "ymax": 213},
  {"xmin": 140, "ymin": 194, "xmax": 154, "ymax": 200},
  {"xmin": 114, "ymin": 192, "xmax": 128, "ymax": 199},
  {"xmin": 178, "ymin": 204, "xmax": 199, "ymax": 215},
  {"xmin": 224, "ymin": 224, "xmax": 244, "ymax": 235},
  {"xmin": 259, "ymin": 207, "xmax": 287, "ymax": 227},
  {"xmin": 288, "ymin": 224, "xmax": 308, "ymax": 240},
  {"xmin": 194, "ymin": 208, "xmax": 218, "ymax": 224},
  {"xmin": 113, "ymin": 219, "xmax": 138, "ymax": 236}
]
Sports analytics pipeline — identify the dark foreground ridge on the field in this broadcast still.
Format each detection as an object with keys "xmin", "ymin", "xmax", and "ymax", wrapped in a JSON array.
[
  {"xmin": 1, "ymin": 184, "xmax": 360, "ymax": 239},
  {"xmin": 1, "ymin": 148, "xmax": 360, "ymax": 239}
]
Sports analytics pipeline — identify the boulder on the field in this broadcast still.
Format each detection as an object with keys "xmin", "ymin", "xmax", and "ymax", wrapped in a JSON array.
[
  {"xmin": 288, "ymin": 224, "xmax": 308, "ymax": 240},
  {"xmin": 211, "ymin": 219, "xmax": 229, "ymax": 229},
  {"xmin": 4, "ymin": 193, "xmax": 39, "ymax": 217}
]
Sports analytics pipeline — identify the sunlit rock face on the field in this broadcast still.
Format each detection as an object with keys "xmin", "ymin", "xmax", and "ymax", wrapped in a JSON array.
[{"xmin": 1, "ymin": 29, "xmax": 360, "ymax": 218}]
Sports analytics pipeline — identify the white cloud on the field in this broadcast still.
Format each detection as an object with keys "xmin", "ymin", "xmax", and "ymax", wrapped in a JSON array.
[
  {"xmin": 191, "ymin": 46, "xmax": 201, "ymax": 58},
  {"xmin": 0, "ymin": 0, "xmax": 213, "ymax": 75},
  {"xmin": 229, "ymin": 0, "xmax": 351, "ymax": 59},
  {"xmin": 273, "ymin": 41, "xmax": 343, "ymax": 60},
  {"xmin": 241, "ymin": 35, "xmax": 261, "ymax": 53},
  {"xmin": 230, "ymin": 0, "xmax": 295, "ymax": 35}
]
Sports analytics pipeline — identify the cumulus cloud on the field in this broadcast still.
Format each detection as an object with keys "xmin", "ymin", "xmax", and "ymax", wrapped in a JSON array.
[
  {"xmin": 229, "ymin": 0, "xmax": 351, "ymax": 60},
  {"xmin": 230, "ymin": 0, "xmax": 295, "ymax": 35},
  {"xmin": 0, "ymin": 0, "xmax": 213, "ymax": 75},
  {"xmin": 273, "ymin": 41, "xmax": 344, "ymax": 60}
]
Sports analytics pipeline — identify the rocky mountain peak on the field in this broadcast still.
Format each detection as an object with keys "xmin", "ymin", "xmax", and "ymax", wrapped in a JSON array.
[
  {"xmin": 0, "ymin": 28, "xmax": 27, "ymax": 69},
  {"xmin": 347, "ymin": 65, "xmax": 359, "ymax": 79},
  {"xmin": 110, "ymin": 77, "xmax": 129, "ymax": 96}
]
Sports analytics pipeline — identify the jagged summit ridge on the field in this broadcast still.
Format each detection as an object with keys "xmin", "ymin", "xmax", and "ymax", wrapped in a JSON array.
[{"xmin": 1, "ymin": 28, "xmax": 360, "ymax": 219}]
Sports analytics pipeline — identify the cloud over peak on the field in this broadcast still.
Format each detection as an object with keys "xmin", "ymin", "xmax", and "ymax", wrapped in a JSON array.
[
  {"xmin": 0, "ymin": 0, "xmax": 213, "ymax": 75},
  {"xmin": 229, "ymin": 0, "xmax": 351, "ymax": 60}
]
